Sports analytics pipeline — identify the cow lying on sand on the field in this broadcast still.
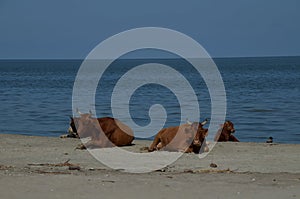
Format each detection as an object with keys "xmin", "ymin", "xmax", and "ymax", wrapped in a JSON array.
[
  {"xmin": 148, "ymin": 119, "xmax": 209, "ymax": 153},
  {"xmin": 214, "ymin": 121, "xmax": 239, "ymax": 142},
  {"xmin": 69, "ymin": 112, "xmax": 134, "ymax": 149}
]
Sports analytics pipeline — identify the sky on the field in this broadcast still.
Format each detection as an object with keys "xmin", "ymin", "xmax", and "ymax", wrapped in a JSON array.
[{"xmin": 0, "ymin": 0, "xmax": 299, "ymax": 59}]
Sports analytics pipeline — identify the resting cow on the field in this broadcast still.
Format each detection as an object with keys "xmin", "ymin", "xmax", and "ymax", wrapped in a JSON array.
[
  {"xmin": 214, "ymin": 120, "xmax": 239, "ymax": 142},
  {"xmin": 148, "ymin": 119, "xmax": 209, "ymax": 153},
  {"xmin": 70, "ymin": 112, "xmax": 134, "ymax": 149}
]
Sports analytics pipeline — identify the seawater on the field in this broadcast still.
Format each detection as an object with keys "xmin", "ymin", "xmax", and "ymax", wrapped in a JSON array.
[{"xmin": 0, "ymin": 57, "xmax": 299, "ymax": 143}]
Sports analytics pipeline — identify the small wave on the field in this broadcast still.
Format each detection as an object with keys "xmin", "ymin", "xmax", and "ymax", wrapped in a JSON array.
[{"xmin": 246, "ymin": 109, "xmax": 276, "ymax": 113}]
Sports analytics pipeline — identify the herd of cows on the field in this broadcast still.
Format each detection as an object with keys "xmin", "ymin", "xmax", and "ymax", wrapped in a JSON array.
[{"xmin": 61, "ymin": 112, "xmax": 239, "ymax": 154}]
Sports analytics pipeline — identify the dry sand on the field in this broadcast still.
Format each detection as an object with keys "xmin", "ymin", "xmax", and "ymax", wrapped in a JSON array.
[{"xmin": 0, "ymin": 133, "xmax": 299, "ymax": 199}]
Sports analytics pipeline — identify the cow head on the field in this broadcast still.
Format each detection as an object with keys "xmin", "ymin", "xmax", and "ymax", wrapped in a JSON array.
[
  {"xmin": 69, "ymin": 109, "xmax": 93, "ymax": 133},
  {"xmin": 223, "ymin": 120, "xmax": 235, "ymax": 134},
  {"xmin": 190, "ymin": 120, "xmax": 209, "ymax": 147},
  {"xmin": 69, "ymin": 117, "xmax": 77, "ymax": 133},
  {"xmin": 184, "ymin": 119, "xmax": 209, "ymax": 153},
  {"xmin": 71, "ymin": 112, "xmax": 102, "ymax": 139},
  {"xmin": 184, "ymin": 119, "xmax": 208, "ymax": 146}
]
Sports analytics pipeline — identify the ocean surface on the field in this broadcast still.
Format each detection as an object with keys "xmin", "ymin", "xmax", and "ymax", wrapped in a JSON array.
[{"xmin": 0, "ymin": 57, "xmax": 299, "ymax": 143}]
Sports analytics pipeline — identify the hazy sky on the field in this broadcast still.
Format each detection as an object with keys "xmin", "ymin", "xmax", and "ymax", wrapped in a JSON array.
[{"xmin": 0, "ymin": 0, "xmax": 299, "ymax": 59}]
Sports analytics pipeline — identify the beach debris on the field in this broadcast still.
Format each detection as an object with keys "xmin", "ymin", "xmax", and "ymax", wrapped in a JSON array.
[
  {"xmin": 210, "ymin": 163, "xmax": 218, "ymax": 168},
  {"xmin": 87, "ymin": 168, "xmax": 107, "ymax": 171},
  {"xmin": 101, "ymin": 180, "xmax": 115, "ymax": 183},
  {"xmin": 76, "ymin": 144, "xmax": 87, "ymax": 150},
  {"xmin": 28, "ymin": 159, "xmax": 79, "ymax": 168},
  {"xmin": 183, "ymin": 169, "xmax": 194, "ymax": 173},
  {"xmin": 200, "ymin": 168, "xmax": 234, "ymax": 173},
  {"xmin": 0, "ymin": 165, "xmax": 13, "ymax": 170},
  {"xmin": 68, "ymin": 165, "xmax": 81, "ymax": 171},
  {"xmin": 35, "ymin": 170, "xmax": 72, "ymax": 175},
  {"xmin": 189, "ymin": 168, "xmax": 237, "ymax": 174},
  {"xmin": 155, "ymin": 168, "xmax": 166, "ymax": 172}
]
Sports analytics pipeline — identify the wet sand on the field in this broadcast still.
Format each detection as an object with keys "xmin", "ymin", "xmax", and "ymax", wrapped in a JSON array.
[{"xmin": 0, "ymin": 133, "xmax": 299, "ymax": 199}]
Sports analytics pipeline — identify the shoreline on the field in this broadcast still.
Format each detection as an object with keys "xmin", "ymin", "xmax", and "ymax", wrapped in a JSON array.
[
  {"xmin": 3, "ymin": 132, "xmax": 300, "ymax": 144},
  {"xmin": 1, "ymin": 133, "xmax": 299, "ymax": 198}
]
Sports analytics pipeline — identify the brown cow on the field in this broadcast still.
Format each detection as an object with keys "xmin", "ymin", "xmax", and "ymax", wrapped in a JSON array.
[
  {"xmin": 214, "ymin": 120, "xmax": 239, "ymax": 142},
  {"xmin": 70, "ymin": 113, "xmax": 134, "ymax": 149},
  {"xmin": 148, "ymin": 119, "xmax": 209, "ymax": 153}
]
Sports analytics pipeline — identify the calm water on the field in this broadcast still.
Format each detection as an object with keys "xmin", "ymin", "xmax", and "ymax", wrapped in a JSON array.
[{"xmin": 0, "ymin": 57, "xmax": 299, "ymax": 143}]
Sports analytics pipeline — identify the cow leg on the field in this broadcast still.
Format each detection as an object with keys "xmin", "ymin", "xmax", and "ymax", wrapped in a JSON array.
[
  {"xmin": 148, "ymin": 135, "xmax": 161, "ymax": 152},
  {"xmin": 214, "ymin": 132, "xmax": 221, "ymax": 142},
  {"xmin": 156, "ymin": 142, "xmax": 163, "ymax": 150},
  {"xmin": 198, "ymin": 144, "xmax": 209, "ymax": 153},
  {"xmin": 184, "ymin": 146, "xmax": 193, "ymax": 153},
  {"xmin": 84, "ymin": 139, "xmax": 105, "ymax": 149},
  {"xmin": 229, "ymin": 135, "xmax": 239, "ymax": 142}
]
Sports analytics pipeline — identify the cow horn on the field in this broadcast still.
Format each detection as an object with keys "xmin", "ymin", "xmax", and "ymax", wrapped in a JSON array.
[
  {"xmin": 201, "ymin": 118, "xmax": 209, "ymax": 126},
  {"xmin": 186, "ymin": 118, "xmax": 192, "ymax": 125},
  {"xmin": 76, "ymin": 108, "xmax": 82, "ymax": 115}
]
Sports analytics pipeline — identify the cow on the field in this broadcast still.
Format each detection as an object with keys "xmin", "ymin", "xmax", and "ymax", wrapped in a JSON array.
[
  {"xmin": 70, "ymin": 112, "xmax": 134, "ymax": 149},
  {"xmin": 148, "ymin": 119, "xmax": 209, "ymax": 153},
  {"xmin": 214, "ymin": 120, "xmax": 239, "ymax": 142}
]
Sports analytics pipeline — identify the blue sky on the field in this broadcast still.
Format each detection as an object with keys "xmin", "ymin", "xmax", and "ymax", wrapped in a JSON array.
[{"xmin": 0, "ymin": 0, "xmax": 299, "ymax": 59}]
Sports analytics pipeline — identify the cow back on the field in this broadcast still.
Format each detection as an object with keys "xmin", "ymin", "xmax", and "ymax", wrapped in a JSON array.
[{"xmin": 98, "ymin": 117, "xmax": 134, "ymax": 146}]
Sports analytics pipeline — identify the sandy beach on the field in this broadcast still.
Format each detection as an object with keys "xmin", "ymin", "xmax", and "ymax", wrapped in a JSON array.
[{"xmin": 0, "ymin": 133, "xmax": 299, "ymax": 199}]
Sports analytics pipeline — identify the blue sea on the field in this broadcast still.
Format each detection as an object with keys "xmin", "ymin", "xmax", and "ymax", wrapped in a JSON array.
[{"xmin": 0, "ymin": 57, "xmax": 299, "ymax": 143}]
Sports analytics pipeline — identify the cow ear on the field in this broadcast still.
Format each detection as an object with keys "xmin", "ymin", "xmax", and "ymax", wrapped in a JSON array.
[
  {"xmin": 204, "ymin": 129, "xmax": 208, "ymax": 136},
  {"xmin": 76, "ymin": 108, "xmax": 82, "ymax": 115}
]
